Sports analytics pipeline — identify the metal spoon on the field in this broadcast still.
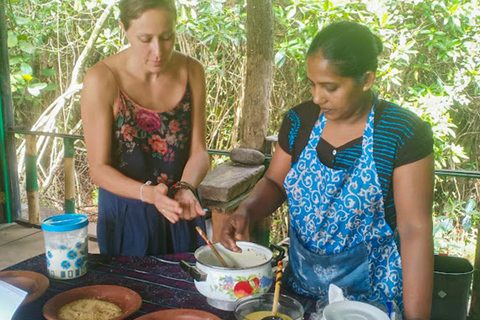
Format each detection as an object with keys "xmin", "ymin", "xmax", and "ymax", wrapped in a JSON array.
[{"xmin": 262, "ymin": 261, "xmax": 284, "ymax": 320}]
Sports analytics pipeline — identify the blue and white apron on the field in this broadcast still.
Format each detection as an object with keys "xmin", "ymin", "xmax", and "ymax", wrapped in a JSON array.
[{"xmin": 283, "ymin": 103, "xmax": 403, "ymax": 311}]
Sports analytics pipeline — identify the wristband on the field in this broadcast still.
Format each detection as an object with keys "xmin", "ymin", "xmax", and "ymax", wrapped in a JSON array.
[
  {"xmin": 140, "ymin": 181, "xmax": 152, "ymax": 202},
  {"xmin": 169, "ymin": 181, "xmax": 196, "ymax": 198}
]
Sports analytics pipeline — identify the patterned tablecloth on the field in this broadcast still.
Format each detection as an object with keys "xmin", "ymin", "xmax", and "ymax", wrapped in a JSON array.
[{"xmin": 5, "ymin": 253, "xmax": 316, "ymax": 319}]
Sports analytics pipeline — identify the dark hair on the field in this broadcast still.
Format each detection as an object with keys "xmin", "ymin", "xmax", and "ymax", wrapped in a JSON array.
[
  {"xmin": 307, "ymin": 21, "xmax": 383, "ymax": 78},
  {"xmin": 119, "ymin": 0, "xmax": 177, "ymax": 30}
]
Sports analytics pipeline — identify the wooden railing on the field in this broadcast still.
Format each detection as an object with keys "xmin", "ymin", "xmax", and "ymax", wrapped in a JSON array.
[{"xmin": 5, "ymin": 129, "xmax": 241, "ymax": 223}]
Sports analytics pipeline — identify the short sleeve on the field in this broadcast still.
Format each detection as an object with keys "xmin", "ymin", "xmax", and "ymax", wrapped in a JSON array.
[
  {"xmin": 277, "ymin": 109, "xmax": 297, "ymax": 155},
  {"xmin": 394, "ymin": 116, "xmax": 434, "ymax": 167}
]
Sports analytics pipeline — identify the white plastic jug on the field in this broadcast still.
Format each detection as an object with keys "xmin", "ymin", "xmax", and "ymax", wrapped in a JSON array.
[{"xmin": 41, "ymin": 214, "xmax": 89, "ymax": 279}]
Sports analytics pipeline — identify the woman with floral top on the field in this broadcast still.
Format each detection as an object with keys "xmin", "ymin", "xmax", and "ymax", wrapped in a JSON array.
[{"xmin": 81, "ymin": 0, "xmax": 209, "ymax": 256}]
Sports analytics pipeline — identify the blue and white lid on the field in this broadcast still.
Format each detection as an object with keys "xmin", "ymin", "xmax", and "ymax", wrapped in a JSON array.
[{"xmin": 42, "ymin": 214, "xmax": 88, "ymax": 232}]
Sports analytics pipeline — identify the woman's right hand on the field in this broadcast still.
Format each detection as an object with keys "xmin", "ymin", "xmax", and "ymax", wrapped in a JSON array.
[
  {"xmin": 220, "ymin": 209, "xmax": 250, "ymax": 253},
  {"xmin": 148, "ymin": 184, "xmax": 183, "ymax": 224}
]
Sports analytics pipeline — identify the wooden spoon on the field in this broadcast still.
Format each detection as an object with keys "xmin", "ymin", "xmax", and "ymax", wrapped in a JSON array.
[
  {"xmin": 195, "ymin": 226, "xmax": 231, "ymax": 268},
  {"xmin": 262, "ymin": 260, "xmax": 284, "ymax": 320}
]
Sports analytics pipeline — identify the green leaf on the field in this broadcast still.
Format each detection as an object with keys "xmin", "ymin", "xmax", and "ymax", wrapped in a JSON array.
[
  {"xmin": 27, "ymin": 82, "xmax": 47, "ymax": 96},
  {"xmin": 44, "ymin": 83, "xmax": 59, "ymax": 91},
  {"xmin": 286, "ymin": 7, "xmax": 297, "ymax": 19},
  {"xmin": 9, "ymin": 56, "xmax": 22, "ymax": 65},
  {"xmin": 464, "ymin": 199, "xmax": 476, "ymax": 214},
  {"xmin": 7, "ymin": 34, "xmax": 18, "ymax": 48},
  {"xmin": 20, "ymin": 62, "xmax": 33, "ymax": 76},
  {"xmin": 18, "ymin": 41, "xmax": 36, "ymax": 54},
  {"xmin": 461, "ymin": 216, "xmax": 472, "ymax": 232},
  {"xmin": 323, "ymin": 0, "xmax": 330, "ymax": 12},
  {"xmin": 15, "ymin": 17, "xmax": 30, "ymax": 25},
  {"xmin": 41, "ymin": 68, "xmax": 56, "ymax": 77},
  {"xmin": 381, "ymin": 13, "xmax": 388, "ymax": 25}
]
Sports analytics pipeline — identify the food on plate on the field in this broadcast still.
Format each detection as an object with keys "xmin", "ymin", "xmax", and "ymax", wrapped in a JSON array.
[
  {"xmin": 58, "ymin": 298, "xmax": 122, "ymax": 320},
  {"xmin": 244, "ymin": 311, "xmax": 293, "ymax": 320}
]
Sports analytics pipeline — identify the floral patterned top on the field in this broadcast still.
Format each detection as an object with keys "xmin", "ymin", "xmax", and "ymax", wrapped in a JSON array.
[{"xmin": 112, "ymin": 88, "xmax": 192, "ymax": 187}]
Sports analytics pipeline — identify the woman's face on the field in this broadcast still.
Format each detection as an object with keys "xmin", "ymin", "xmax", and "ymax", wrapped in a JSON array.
[
  {"xmin": 124, "ymin": 8, "xmax": 176, "ymax": 73},
  {"xmin": 307, "ymin": 52, "xmax": 369, "ymax": 121}
]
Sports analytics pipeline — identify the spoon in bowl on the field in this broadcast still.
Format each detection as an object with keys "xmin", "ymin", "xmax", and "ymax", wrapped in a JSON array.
[
  {"xmin": 195, "ymin": 226, "xmax": 231, "ymax": 268},
  {"xmin": 262, "ymin": 260, "xmax": 284, "ymax": 320}
]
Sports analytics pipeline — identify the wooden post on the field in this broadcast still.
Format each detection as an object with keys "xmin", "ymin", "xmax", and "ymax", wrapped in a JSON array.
[
  {"xmin": 25, "ymin": 135, "xmax": 40, "ymax": 224},
  {"xmin": 469, "ymin": 221, "xmax": 480, "ymax": 319},
  {"xmin": 240, "ymin": 0, "xmax": 274, "ymax": 151},
  {"xmin": 64, "ymin": 138, "xmax": 75, "ymax": 213}
]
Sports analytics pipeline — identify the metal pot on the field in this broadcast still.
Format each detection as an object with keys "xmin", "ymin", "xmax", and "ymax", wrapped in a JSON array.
[{"xmin": 181, "ymin": 241, "xmax": 285, "ymax": 311}]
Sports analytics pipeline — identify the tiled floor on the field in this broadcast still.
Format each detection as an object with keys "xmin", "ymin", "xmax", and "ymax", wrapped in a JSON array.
[{"xmin": 0, "ymin": 223, "xmax": 99, "ymax": 270}]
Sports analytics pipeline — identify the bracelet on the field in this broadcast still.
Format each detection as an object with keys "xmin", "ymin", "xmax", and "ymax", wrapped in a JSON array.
[
  {"xmin": 140, "ymin": 181, "xmax": 152, "ymax": 202},
  {"xmin": 169, "ymin": 181, "xmax": 196, "ymax": 198}
]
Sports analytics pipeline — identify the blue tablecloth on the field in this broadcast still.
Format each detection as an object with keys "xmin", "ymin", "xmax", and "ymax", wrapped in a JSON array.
[{"xmin": 5, "ymin": 253, "xmax": 316, "ymax": 319}]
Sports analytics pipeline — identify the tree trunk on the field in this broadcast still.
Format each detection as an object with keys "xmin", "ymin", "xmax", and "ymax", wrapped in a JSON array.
[{"xmin": 240, "ymin": 0, "xmax": 274, "ymax": 151}]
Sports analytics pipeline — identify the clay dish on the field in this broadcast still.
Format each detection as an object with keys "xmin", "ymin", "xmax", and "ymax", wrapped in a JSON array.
[
  {"xmin": 43, "ymin": 284, "xmax": 142, "ymax": 320},
  {"xmin": 135, "ymin": 309, "xmax": 221, "ymax": 320},
  {"xmin": 0, "ymin": 270, "xmax": 49, "ymax": 305}
]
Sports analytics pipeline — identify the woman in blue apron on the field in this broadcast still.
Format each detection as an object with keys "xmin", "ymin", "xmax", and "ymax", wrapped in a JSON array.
[{"xmin": 220, "ymin": 21, "xmax": 434, "ymax": 319}]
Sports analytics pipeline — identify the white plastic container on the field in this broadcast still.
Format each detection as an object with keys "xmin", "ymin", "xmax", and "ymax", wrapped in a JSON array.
[{"xmin": 41, "ymin": 214, "xmax": 88, "ymax": 279}]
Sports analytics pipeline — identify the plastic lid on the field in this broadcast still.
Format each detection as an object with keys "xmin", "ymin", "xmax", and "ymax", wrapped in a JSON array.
[{"xmin": 42, "ymin": 214, "xmax": 88, "ymax": 232}]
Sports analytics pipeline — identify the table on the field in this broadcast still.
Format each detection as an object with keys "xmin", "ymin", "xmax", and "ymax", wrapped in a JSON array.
[{"xmin": 5, "ymin": 253, "xmax": 316, "ymax": 319}]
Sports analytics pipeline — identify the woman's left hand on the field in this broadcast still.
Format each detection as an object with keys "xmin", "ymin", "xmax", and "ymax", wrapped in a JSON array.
[{"xmin": 174, "ymin": 189, "xmax": 206, "ymax": 220}]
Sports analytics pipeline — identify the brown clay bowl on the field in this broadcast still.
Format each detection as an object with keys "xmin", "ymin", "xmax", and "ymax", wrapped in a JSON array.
[
  {"xmin": 43, "ymin": 284, "xmax": 142, "ymax": 320},
  {"xmin": 0, "ymin": 270, "xmax": 49, "ymax": 305},
  {"xmin": 135, "ymin": 309, "xmax": 221, "ymax": 320}
]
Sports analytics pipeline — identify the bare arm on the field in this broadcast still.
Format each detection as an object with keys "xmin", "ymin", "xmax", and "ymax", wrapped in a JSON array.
[
  {"xmin": 173, "ymin": 57, "xmax": 210, "ymax": 220},
  {"xmin": 180, "ymin": 57, "xmax": 209, "ymax": 188},
  {"xmin": 394, "ymin": 153, "xmax": 434, "ymax": 319},
  {"xmin": 80, "ymin": 63, "xmax": 180, "ymax": 222},
  {"xmin": 220, "ymin": 146, "xmax": 292, "ymax": 251}
]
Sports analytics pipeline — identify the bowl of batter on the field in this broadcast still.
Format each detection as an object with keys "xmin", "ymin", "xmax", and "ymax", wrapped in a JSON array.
[{"xmin": 234, "ymin": 292, "xmax": 304, "ymax": 320}]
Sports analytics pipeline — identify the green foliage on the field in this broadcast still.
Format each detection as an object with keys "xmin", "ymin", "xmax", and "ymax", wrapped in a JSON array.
[
  {"xmin": 434, "ymin": 197, "xmax": 479, "ymax": 261},
  {"xmin": 6, "ymin": 0, "xmax": 121, "ymax": 126}
]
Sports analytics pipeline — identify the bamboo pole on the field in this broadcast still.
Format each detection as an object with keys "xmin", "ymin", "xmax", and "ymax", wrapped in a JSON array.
[
  {"xmin": 0, "ymin": 0, "xmax": 20, "ymax": 223},
  {"xmin": 64, "ymin": 138, "xmax": 75, "ymax": 213},
  {"xmin": 25, "ymin": 135, "xmax": 39, "ymax": 224}
]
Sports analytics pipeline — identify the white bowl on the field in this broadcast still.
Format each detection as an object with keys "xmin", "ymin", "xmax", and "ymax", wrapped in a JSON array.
[{"xmin": 323, "ymin": 301, "xmax": 389, "ymax": 320}]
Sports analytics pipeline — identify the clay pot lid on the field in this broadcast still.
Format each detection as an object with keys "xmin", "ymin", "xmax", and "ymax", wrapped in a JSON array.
[
  {"xmin": 0, "ymin": 270, "xmax": 49, "ymax": 305},
  {"xmin": 134, "ymin": 309, "xmax": 221, "ymax": 320},
  {"xmin": 43, "ymin": 284, "xmax": 142, "ymax": 320}
]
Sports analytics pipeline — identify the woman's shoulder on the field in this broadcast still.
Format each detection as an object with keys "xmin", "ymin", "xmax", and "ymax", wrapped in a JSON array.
[
  {"xmin": 278, "ymin": 101, "xmax": 319, "ymax": 154},
  {"xmin": 181, "ymin": 53, "xmax": 205, "ymax": 81},
  {"xmin": 375, "ymin": 98, "xmax": 433, "ymax": 153},
  {"xmin": 84, "ymin": 56, "xmax": 120, "ymax": 88},
  {"xmin": 81, "ymin": 56, "xmax": 123, "ymax": 109},
  {"xmin": 285, "ymin": 100, "xmax": 319, "ymax": 122},
  {"xmin": 376, "ymin": 99, "xmax": 431, "ymax": 132}
]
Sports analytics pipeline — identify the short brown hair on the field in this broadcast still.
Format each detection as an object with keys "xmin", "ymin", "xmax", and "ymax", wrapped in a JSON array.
[{"xmin": 119, "ymin": 0, "xmax": 177, "ymax": 30}]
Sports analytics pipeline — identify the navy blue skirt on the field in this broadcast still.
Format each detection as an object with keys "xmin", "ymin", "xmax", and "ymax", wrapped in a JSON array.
[{"xmin": 97, "ymin": 188, "xmax": 206, "ymax": 256}]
